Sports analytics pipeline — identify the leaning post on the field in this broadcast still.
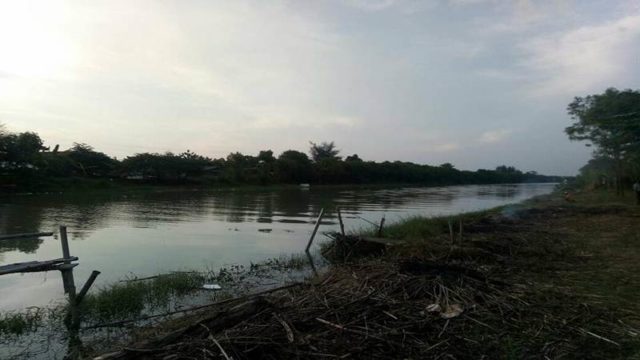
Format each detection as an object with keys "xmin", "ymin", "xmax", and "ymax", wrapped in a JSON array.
[
  {"xmin": 337, "ymin": 207, "xmax": 345, "ymax": 237},
  {"xmin": 305, "ymin": 208, "xmax": 325, "ymax": 253}
]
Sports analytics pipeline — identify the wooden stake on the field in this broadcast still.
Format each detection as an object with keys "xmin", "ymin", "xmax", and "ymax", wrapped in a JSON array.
[
  {"xmin": 76, "ymin": 270, "xmax": 101, "ymax": 305},
  {"xmin": 337, "ymin": 207, "xmax": 345, "ymax": 237},
  {"xmin": 448, "ymin": 220, "xmax": 454, "ymax": 244},
  {"xmin": 377, "ymin": 216, "xmax": 386, "ymax": 237},
  {"xmin": 59, "ymin": 226, "xmax": 76, "ymax": 294},
  {"xmin": 305, "ymin": 208, "xmax": 324, "ymax": 253},
  {"xmin": 59, "ymin": 226, "xmax": 79, "ymax": 330}
]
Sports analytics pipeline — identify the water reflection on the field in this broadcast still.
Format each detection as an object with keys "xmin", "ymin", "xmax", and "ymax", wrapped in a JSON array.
[
  {"xmin": 0, "ymin": 183, "xmax": 555, "ymax": 311},
  {"xmin": 0, "ymin": 184, "xmax": 545, "ymax": 255}
]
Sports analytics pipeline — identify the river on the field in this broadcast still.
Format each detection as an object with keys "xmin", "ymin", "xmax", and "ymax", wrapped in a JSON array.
[{"xmin": 0, "ymin": 183, "xmax": 555, "ymax": 311}]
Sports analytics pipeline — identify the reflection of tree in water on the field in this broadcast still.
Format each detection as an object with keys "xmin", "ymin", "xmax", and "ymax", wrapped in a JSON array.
[
  {"xmin": 475, "ymin": 184, "xmax": 522, "ymax": 198},
  {"xmin": 123, "ymin": 191, "xmax": 211, "ymax": 228},
  {"xmin": 214, "ymin": 191, "xmax": 260, "ymax": 223},
  {"xmin": 0, "ymin": 185, "xmax": 539, "ymax": 256},
  {"xmin": 0, "ymin": 237, "xmax": 43, "ymax": 254},
  {"xmin": 0, "ymin": 203, "xmax": 46, "ymax": 254},
  {"xmin": 318, "ymin": 187, "xmax": 457, "ymax": 216},
  {"xmin": 272, "ymin": 189, "xmax": 313, "ymax": 218}
]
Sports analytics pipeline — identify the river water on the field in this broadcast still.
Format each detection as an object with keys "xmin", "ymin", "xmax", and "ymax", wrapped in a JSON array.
[{"xmin": 0, "ymin": 183, "xmax": 555, "ymax": 311}]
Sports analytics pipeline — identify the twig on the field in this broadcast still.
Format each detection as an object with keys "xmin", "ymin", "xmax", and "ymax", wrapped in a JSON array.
[
  {"xmin": 201, "ymin": 323, "xmax": 233, "ymax": 360},
  {"xmin": 273, "ymin": 313, "xmax": 295, "ymax": 343}
]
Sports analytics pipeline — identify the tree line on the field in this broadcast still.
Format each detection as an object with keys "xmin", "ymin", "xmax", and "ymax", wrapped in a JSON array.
[
  {"xmin": 565, "ymin": 87, "xmax": 640, "ymax": 192},
  {"xmin": 0, "ymin": 128, "xmax": 560, "ymax": 192}
]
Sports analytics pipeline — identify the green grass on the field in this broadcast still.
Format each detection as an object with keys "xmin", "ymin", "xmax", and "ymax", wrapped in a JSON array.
[
  {"xmin": 362, "ymin": 208, "xmax": 503, "ymax": 241},
  {"xmin": 79, "ymin": 272, "xmax": 204, "ymax": 322},
  {"xmin": 0, "ymin": 308, "xmax": 44, "ymax": 337}
]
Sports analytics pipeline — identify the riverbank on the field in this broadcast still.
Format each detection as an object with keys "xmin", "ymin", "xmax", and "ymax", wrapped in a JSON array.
[{"xmin": 91, "ymin": 189, "xmax": 640, "ymax": 359}]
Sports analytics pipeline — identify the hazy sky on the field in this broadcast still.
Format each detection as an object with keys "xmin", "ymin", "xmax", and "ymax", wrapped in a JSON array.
[{"xmin": 1, "ymin": 0, "xmax": 639, "ymax": 175}]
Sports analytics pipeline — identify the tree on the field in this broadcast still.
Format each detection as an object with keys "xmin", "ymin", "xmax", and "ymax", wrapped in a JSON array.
[
  {"xmin": 0, "ymin": 132, "xmax": 45, "ymax": 166},
  {"xmin": 566, "ymin": 88, "xmax": 640, "ymax": 193},
  {"xmin": 275, "ymin": 150, "xmax": 312, "ymax": 183},
  {"xmin": 345, "ymin": 154, "xmax": 363, "ymax": 162},
  {"xmin": 67, "ymin": 143, "xmax": 118, "ymax": 176},
  {"xmin": 257, "ymin": 150, "xmax": 275, "ymax": 163},
  {"xmin": 309, "ymin": 141, "xmax": 341, "ymax": 162}
]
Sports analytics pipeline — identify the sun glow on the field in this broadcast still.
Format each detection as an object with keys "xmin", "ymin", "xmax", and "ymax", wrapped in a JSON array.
[{"xmin": 0, "ymin": 1, "xmax": 75, "ymax": 79}]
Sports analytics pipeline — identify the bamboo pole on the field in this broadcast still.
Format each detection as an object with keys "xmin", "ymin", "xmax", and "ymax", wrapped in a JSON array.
[{"xmin": 305, "ymin": 208, "xmax": 324, "ymax": 253}]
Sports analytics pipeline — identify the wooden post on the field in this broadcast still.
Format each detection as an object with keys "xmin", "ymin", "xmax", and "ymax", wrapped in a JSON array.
[
  {"xmin": 59, "ymin": 226, "xmax": 76, "ymax": 294},
  {"xmin": 76, "ymin": 270, "xmax": 101, "ymax": 305},
  {"xmin": 305, "ymin": 208, "xmax": 324, "ymax": 253},
  {"xmin": 59, "ymin": 226, "xmax": 79, "ymax": 330},
  {"xmin": 337, "ymin": 207, "xmax": 345, "ymax": 237},
  {"xmin": 377, "ymin": 216, "xmax": 385, "ymax": 237},
  {"xmin": 305, "ymin": 252, "xmax": 318, "ymax": 277},
  {"xmin": 448, "ymin": 220, "xmax": 454, "ymax": 244}
]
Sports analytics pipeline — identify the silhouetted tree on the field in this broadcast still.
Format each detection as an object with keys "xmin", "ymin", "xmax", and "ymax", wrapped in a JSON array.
[
  {"xmin": 276, "ymin": 150, "xmax": 312, "ymax": 183},
  {"xmin": 567, "ymin": 88, "xmax": 640, "ymax": 193},
  {"xmin": 67, "ymin": 143, "xmax": 118, "ymax": 176},
  {"xmin": 345, "ymin": 154, "xmax": 363, "ymax": 162},
  {"xmin": 309, "ymin": 141, "xmax": 341, "ymax": 162}
]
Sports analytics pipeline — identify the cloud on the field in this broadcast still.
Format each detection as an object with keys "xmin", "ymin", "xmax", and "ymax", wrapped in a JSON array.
[
  {"xmin": 345, "ymin": 0, "xmax": 399, "ymax": 11},
  {"xmin": 479, "ymin": 129, "xmax": 511, "ymax": 144},
  {"xmin": 520, "ymin": 14, "xmax": 640, "ymax": 97},
  {"xmin": 431, "ymin": 142, "xmax": 461, "ymax": 152}
]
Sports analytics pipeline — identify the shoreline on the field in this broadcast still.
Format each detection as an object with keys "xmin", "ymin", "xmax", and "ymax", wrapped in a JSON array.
[{"xmin": 87, "ymin": 189, "xmax": 640, "ymax": 359}]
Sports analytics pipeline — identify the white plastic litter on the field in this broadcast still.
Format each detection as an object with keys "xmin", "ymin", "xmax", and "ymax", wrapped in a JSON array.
[{"xmin": 202, "ymin": 284, "xmax": 222, "ymax": 290}]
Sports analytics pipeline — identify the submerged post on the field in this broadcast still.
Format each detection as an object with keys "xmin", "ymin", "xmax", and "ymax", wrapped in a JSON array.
[
  {"xmin": 305, "ymin": 208, "xmax": 325, "ymax": 253},
  {"xmin": 337, "ymin": 207, "xmax": 345, "ymax": 237}
]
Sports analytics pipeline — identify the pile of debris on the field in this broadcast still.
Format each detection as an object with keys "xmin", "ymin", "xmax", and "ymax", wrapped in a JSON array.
[{"xmin": 95, "ymin": 257, "xmax": 634, "ymax": 359}]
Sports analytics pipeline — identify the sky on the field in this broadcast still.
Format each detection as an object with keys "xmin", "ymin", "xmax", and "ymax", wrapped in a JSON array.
[{"xmin": 0, "ymin": 0, "xmax": 639, "ymax": 175}]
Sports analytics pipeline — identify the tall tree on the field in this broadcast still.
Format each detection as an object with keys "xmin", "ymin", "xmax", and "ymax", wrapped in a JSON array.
[
  {"xmin": 566, "ymin": 88, "xmax": 640, "ymax": 193},
  {"xmin": 309, "ymin": 141, "xmax": 341, "ymax": 162}
]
